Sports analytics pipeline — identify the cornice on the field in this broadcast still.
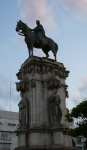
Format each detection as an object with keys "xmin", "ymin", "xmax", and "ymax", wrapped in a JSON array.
[{"xmin": 16, "ymin": 57, "xmax": 70, "ymax": 80}]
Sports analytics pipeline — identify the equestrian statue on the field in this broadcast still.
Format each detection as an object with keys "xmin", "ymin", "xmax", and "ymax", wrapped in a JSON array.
[{"xmin": 16, "ymin": 20, "xmax": 58, "ymax": 61}]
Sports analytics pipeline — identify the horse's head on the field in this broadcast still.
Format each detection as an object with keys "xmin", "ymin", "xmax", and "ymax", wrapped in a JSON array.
[{"xmin": 16, "ymin": 20, "xmax": 25, "ymax": 34}]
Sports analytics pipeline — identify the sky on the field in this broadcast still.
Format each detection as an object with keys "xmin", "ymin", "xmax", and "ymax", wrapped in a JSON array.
[{"xmin": 0, "ymin": 0, "xmax": 87, "ymax": 113}]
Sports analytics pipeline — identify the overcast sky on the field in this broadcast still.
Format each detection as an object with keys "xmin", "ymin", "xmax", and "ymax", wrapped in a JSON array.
[{"xmin": 0, "ymin": 0, "xmax": 87, "ymax": 112}]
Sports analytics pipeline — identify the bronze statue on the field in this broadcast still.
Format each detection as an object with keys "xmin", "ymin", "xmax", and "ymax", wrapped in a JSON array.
[
  {"xmin": 30, "ymin": 20, "xmax": 45, "ymax": 43},
  {"xmin": 49, "ymin": 89, "xmax": 62, "ymax": 127},
  {"xmin": 16, "ymin": 20, "xmax": 58, "ymax": 61}
]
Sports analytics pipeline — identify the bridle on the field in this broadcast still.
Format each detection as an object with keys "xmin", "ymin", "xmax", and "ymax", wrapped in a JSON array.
[{"xmin": 17, "ymin": 21, "xmax": 26, "ymax": 36}]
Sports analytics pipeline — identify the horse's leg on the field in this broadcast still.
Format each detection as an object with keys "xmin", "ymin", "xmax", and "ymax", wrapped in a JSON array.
[
  {"xmin": 27, "ymin": 44, "xmax": 30, "ymax": 57},
  {"xmin": 42, "ymin": 48, "xmax": 49, "ymax": 58},
  {"xmin": 55, "ymin": 54, "xmax": 57, "ymax": 61},
  {"xmin": 30, "ymin": 42, "xmax": 34, "ymax": 56},
  {"xmin": 46, "ymin": 53, "xmax": 49, "ymax": 58}
]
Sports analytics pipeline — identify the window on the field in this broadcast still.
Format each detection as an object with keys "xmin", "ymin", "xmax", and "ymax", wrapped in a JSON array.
[
  {"xmin": 77, "ymin": 147, "xmax": 82, "ymax": 150},
  {"xmin": 8, "ymin": 123, "xmax": 16, "ymax": 126},
  {"xmin": 0, "ymin": 143, "xmax": 10, "ymax": 150},
  {"xmin": 1, "ymin": 132, "xmax": 11, "ymax": 141},
  {"xmin": 77, "ymin": 137, "xmax": 82, "ymax": 144}
]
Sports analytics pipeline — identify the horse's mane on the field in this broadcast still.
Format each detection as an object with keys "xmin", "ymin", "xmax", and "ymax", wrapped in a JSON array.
[{"xmin": 23, "ymin": 22, "xmax": 30, "ymax": 32}]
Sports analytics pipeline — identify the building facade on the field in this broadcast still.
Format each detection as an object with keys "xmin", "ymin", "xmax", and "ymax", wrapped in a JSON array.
[
  {"xmin": 0, "ymin": 110, "xmax": 85, "ymax": 150},
  {"xmin": 0, "ymin": 110, "xmax": 19, "ymax": 150},
  {"xmin": 68, "ymin": 121, "xmax": 85, "ymax": 150},
  {"xmin": 74, "ymin": 136, "xmax": 85, "ymax": 150}
]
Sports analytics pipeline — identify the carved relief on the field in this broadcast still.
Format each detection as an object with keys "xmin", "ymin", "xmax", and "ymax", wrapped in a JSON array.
[
  {"xmin": 47, "ymin": 77, "xmax": 61, "ymax": 89},
  {"xmin": 16, "ymin": 81, "xmax": 29, "ymax": 92},
  {"xmin": 16, "ymin": 77, "xmax": 29, "ymax": 92},
  {"xmin": 49, "ymin": 89, "xmax": 62, "ymax": 127},
  {"xmin": 18, "ymin": 98, "xmax": 29, "ymax": 128},
  {"xmin": 16, "ymin": 61, "xmax": 69, "ymax": 79}
]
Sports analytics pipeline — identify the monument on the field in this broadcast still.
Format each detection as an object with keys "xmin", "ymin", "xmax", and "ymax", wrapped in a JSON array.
[{"xmin": 14, "ymin": 20, "xmax": 76, "ymax": 150}]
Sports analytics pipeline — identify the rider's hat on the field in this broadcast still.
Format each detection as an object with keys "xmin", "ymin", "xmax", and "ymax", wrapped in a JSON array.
[{"xmin": 36, "ymin": 20, "xmax": 40, "ymax": 24}]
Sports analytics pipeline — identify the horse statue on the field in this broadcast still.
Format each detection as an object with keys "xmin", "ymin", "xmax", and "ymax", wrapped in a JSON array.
[{"xmin": 16, "ymin": 20, "xmax": 58, "ymax": 61}]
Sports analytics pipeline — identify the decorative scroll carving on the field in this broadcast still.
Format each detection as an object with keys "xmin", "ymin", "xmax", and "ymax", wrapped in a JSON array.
[
  {"xmin": 16, "ymin": 80, "xmax": 29, "ymax": 92},
  {"xmin": 49, "ymin": 89, "xmax": 62, "ymax": 127},
  {"xmin": 47, "ymin": 77, "xmax": 61, "ymax": 89},
  {"xmin": 18, "ymin": 98, "xmax": 29, "ymax": 128}
]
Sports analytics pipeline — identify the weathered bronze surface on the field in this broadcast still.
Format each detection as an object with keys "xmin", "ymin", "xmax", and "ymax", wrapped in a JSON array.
[{"xmin": 16, "ymin": 20, "xmax": 58, "ymax": 61}]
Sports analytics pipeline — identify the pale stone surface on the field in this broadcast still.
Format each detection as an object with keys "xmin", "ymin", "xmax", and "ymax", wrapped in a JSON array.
[
  {"xmin": 62, "ymin": 134, "xmax": 72, "ymax": 146},
  {"xmin": 28, "ymin": 132, "xmax": 53, "ymax": 146},
  {"xmin": 15, "ymin": 56, "xmax": 76, "ymax": 150},
  {"xmin": 53, "ymin": 132, "xmax": 63, "ymax": 144},
  {"xmin": 18, "ymin": 133, "xmax": 26, "ymax": 147}
]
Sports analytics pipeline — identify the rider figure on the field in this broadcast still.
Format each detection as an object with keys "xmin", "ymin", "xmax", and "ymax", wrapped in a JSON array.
[{"xmin": 31, "ymin": 20, "xmax": 45, "ymax": 43}]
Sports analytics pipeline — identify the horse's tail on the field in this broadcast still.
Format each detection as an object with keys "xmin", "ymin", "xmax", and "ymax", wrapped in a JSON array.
[{"xmin": 55, "ymin": 43, "xmax": 58, "ymax": 53}]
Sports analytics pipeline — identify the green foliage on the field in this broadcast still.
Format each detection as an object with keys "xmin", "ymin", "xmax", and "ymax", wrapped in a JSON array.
[{"xmin": 65, "ymin": 99, "xmax": 87, "ymax": 149}]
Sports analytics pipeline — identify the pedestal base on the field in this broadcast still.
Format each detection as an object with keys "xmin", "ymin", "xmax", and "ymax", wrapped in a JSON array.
[
  {"xmin": 14, "ymin": 127, "xmax": 77, "ymax": 150},
  {"xmin": 14, "ymin": 145, "xmax": 77, "ymax": 150},
  {"xmin": 15, "ymin": 56, "xmax": 77, "ymax": 150}
]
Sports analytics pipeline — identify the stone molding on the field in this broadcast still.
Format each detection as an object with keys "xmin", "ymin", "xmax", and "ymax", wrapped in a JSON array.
[
  {"xmin": 14, "ymin": 145, "xmax": 77, "ymax": 150},
  {"xmin": 16, "ymin": 126, "xmax": 64, "ymax": 134},
  {"xmin": 16, "ymin": 57, "xmax": 69, "ymax": 80},
  {"xmin": 14, "ymin": 144, "xmax": 66, "ymax": 150}
]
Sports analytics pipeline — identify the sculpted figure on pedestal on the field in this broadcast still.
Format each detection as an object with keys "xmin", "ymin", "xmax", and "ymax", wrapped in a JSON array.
[
  {"xmin": 49, "ymin": 89, "xmax": 62, "ymax": 127},
  {"xmin": 18, "ymin": 97, "xmax": 28, "ymax": 128},
  {"xmin": 16, "ymin": 20, "xmax": 58, "ymax": 61}
]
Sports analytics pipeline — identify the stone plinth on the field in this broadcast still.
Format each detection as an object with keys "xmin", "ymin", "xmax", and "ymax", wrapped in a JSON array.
[{"xmin": 15, "ymin": 56, "xmax": 76, "ymax": 150}]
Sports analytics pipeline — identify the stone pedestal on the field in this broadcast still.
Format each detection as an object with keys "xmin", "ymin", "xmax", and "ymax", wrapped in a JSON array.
[{"xmin": 15, "ymin": 56, "xmax": 76, "ymax": 150}]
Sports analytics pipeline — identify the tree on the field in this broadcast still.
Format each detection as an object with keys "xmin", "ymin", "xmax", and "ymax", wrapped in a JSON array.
[{"xmin": 65, "ymin": 99, "xmax": 87, "ymax": 149}]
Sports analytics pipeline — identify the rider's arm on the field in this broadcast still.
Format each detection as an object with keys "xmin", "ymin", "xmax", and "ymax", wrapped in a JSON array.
[{"xmin": 30, "ymin": 27, "xmax": 36, "ymax": 31}]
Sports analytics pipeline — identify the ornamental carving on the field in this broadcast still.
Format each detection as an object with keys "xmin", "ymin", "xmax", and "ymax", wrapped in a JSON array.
[
  {"xmin": 16, "ymin": 61, "xmax": 69, "ymax": 79},
  {"xmin": 18, "ymin": 98, "xmax": 29, "ymax": 128},
  {"xmin": 49, "ymin": 89, "xmax": 62, "ymax": 127},
  {"xmin": 16, "ymin": 80, "xmax": 29, "ymax": 92},
  {"xmin": 47, "ymin": 77, "xmax": 61, "ymax": 89}
]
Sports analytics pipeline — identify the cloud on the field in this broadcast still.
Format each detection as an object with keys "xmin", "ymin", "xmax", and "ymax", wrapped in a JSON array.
[
  {"xmin": 66, "ymin": 94, "xmax": 81, "ymax": 111},
  {"xmin": 71, "ymin": 95, "xmax": 81, "ymax": 106},
  {"xmin": 83, "ymin": 64, "xmax": 87, "ymax": 68},
  {"xmin": 18, "ymin": 0, "xmax": 58, "ymax": 33},
  {"xmin": 15, "ymin": 0, "xmax": 59, "ymax": 57},
  {"xmin": 58, "ymin": 0, "xmax": 87, "ymax": 21},
  {"xmin": 66, "ymin": 74, "xmax": 87, "ymax": 111},
  {"xmin": 78, "ymin": 74, "xmax": 87, "ymax": 99}
]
